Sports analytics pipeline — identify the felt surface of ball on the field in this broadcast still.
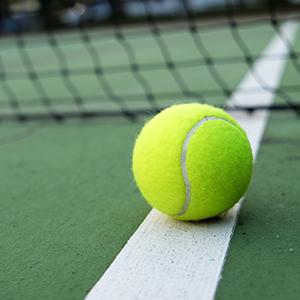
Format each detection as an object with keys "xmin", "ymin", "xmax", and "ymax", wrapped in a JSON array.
[{"xmin": 132, "ymin": 103, "xmax": 253, "ymax": 221}]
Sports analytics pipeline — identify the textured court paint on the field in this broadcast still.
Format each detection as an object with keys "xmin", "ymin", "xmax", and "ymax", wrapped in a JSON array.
[
  {"xmin": 0, "ymin": 121, "xmax": 150, "ymax": 300},
  {"xmin": 215, "ymin": 112, "xmax": 300, "ymax": 300},
  {"xmin": 85, "ymin": 21, "xmax": 298, "ymax": 300}
]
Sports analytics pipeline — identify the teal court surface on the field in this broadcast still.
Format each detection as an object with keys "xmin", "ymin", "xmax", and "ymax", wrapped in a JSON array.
[{"xmin": 0, "ymin": 12, "xmax": 299, "ymax": 300}]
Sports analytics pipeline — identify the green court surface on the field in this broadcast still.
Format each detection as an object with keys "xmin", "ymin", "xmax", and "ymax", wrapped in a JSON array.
[
  {"xmin": 1, "ymin": 110, "xmax": 299, "ymax": 300},
  {"xmin": 0, "ymin": 120, "xmax": 150, "ymax": 299},
  {"xmin": 0, "ymin": 20, "xmax": 299, "ymax": 300},
  {"xmin": 216, "ymin": 111, "xmax": 300, "ymax": 300}
]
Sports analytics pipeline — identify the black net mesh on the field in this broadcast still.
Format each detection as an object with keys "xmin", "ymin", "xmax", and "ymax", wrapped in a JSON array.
[{"xmin": 0, "ymin": 0, "xmax": 299, "ymax": 122}]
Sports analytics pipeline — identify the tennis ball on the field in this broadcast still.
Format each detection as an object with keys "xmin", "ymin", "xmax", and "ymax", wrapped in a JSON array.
[{"xmin": 132, "ymin": 103, "xmax": 253, "ymax": 221}]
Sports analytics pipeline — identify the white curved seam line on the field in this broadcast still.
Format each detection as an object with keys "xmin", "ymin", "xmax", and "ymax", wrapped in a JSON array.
[{"xmin": 178, "ymin": 116, "xmax": 236, "ymax": 216}]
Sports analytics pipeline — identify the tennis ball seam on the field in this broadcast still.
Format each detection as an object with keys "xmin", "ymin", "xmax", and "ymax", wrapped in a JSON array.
[{"xmin": 176, "ymin": 116, "xmax": 237, "ymax": 217}]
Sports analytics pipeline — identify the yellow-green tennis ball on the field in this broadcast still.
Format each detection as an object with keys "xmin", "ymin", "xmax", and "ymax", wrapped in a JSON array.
[{"xmin": 132, "ymin": 103, "xmax": 253, "ymax": 221}]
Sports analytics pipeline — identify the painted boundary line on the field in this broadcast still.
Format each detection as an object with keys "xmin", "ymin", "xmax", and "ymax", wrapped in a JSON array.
[{"xmin": 85, "ymin": 21, "xmax": 299, "ymax": 300}]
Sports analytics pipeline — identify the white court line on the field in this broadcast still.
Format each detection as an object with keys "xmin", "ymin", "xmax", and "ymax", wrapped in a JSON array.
[{"xmin": 85, "ymin": 21, "xmax": 299, "ymax": 300}]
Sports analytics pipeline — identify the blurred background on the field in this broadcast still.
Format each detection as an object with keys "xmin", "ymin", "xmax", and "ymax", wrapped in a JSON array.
[
  {"xmin": 1, "ymin": 0, "xmax": 300, "ymax": 34},
  {"xmin": 0, "ymin": 0, "xmax": 299, "ymax": 121}
]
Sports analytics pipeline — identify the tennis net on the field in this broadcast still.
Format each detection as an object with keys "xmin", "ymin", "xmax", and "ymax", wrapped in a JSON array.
[{"xmin": 0, "ymin": 0, "xmax": 299, "ymax": 122}]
